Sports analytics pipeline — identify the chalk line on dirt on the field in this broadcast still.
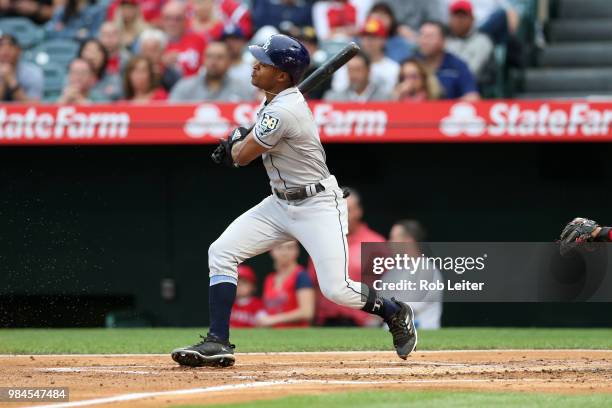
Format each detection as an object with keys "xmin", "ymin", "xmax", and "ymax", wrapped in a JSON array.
[{"xmin": 22, "ymin": 378, "xmax": 534, "ymax": 408}]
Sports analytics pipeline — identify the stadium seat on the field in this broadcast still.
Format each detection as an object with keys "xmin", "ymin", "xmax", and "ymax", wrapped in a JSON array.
[
  {"xmin": 41, "ymin": 62, "xmax": 66, "ymax": 102},
  {"xmin": 548, "ymin": 19, "xmax": 612, "ymax": 43},
  {"xmin": 0, "ymin": 17, "xmax": 44, "ymax": 49},
  {"xmin": 557, "ymin": 0, "xmax": 612, "ymax": 19},
  {"xmin": 26, "ymin": 39, "xmax": 80, "ymax": 68},
  {"xmin": 516, "ymin": 0, "xmax": 612, "ymax": 98}
]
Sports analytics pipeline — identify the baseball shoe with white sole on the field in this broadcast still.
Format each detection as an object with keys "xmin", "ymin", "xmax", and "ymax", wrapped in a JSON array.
[
  {"xmin": 171, "ymin": 334, "xmax": 235, "ymax": 367},
  {"xmin": 386, "ymin": 298, "xmax": 418, "ymax": 359}
]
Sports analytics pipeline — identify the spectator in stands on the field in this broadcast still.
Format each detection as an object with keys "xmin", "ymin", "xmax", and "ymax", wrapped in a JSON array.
[
  {"xmin": 258, "ymin": 241, "xmax": 315, "ymax": 328},
  {"xmin": 57, "ymin": 58, "xmax": 98, "ymax": 104},
  {"xmin": 161, "ymin": 0, "xmax": 207, "ymax": 77},
  {"xmin": 138, "ymin": 28, "xmax": 182, "ymax": 92},
  {"xmin": 106, "ymin": 0, "xmax": 166, "ymax": 26},
  {"xmin": 453, "ymin": 0, "xmax": 520, "ymax": 45},
  {"xmin": 0, "ymin": 0, "xmax": 53, "ymax": 25},
  {"xmin": 190, "ymin": 0, "xmax": 225, "ymax": 42},
  {"xmin": 0, "ymin": 34, "xmax": 43, "ymax": 102},
  {"xmin": 308, "ymin": 188, "xmax": 385, "ymax": 327},
  {"xmin": 385, "ymin": 219, "xmax": 442, "ymax": 329},
  {"xmin": 110, "ymin": 0, "xmax": 150, "ymax": 51},
  {"xmin": 45, "ymin": 0, "xmax": 106, "ymax": 41},
  {"xmin": 230, "ymin": 265, "xmax": 264, "ymax": 328},
  {"xmin": 367, "ymin": 2, "xmax": 414, "ymax": 63},
  {"xmin": 252, "ymin": 0, "xmax": 312, "ymax": 31},
  {"xmin": 417, "ymin": 20, "xmax": 479, "ymax": 100},
  {"xmin": 385, "ymin": 0, "xmax": 445, "ymax": 43},
  {"xmin": 78, "ymin": 39, "xmax": 123, "ymax": 101},
  {"xmin": 99, "ymin": 21, "xmax": 132, "ymax": 76},
  {"xmin": 324, "ymin": 51, "xmax": 390, "ymax": 102},
  {"xmin": 292, "ymin": 25, "xmax": 331, "ymax": 100},
  {"xmin": 218, "ymin": 0, "xmax": 253, "ymax": 39},
  {"xmin": 331, "ymin": 16, "xmax": 399, "ymax": 96},
  {"xmin": 393, "ymin": 58, "xmax": 442, "ymax": 101},
  {"xmin": 446, "ymin": 0, "xmax": 493, "ymax": 80},
  {"xmin": 222, "ymin": 26, "xmax": 256, "ymax": 94},
  {"xmin": 122, "ymin": 56, "xmax": 168, "ymax": 102},
  {"xmin": 169, "ymin": 41, "xmax": 254, "ymax": 102},
  {"xmin": 312, "ymin": 0, "xmax": 358, "ymax": 40}
]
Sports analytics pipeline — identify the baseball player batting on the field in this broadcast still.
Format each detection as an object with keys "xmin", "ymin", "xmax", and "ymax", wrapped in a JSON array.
[{"xmin": 171, "ymin": 34, "xmax": 417, "ymax": 367}]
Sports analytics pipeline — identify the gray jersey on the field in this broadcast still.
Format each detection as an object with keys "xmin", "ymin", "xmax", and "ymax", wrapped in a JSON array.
[{"xmin": 252, "ymin": 87, "xmax": 330, "ymax": 190}]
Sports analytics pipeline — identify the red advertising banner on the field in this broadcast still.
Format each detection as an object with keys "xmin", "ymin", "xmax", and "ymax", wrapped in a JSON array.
[{"xmin": 1, "ymin": 100, "xmax": 612, "ymax": 145}]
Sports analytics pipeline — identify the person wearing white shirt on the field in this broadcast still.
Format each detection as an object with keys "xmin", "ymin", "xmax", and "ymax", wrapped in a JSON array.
[
  {"xmin": 324, "ymin": 50, "xmax": 390, "ymax": 102},
  {"xmin": 331, "ymin": 15, "xmax": 399, "ymax": 95},
  {"xmin": 384, "ymin": 220, "xmax": 443, "ymax": 330}
]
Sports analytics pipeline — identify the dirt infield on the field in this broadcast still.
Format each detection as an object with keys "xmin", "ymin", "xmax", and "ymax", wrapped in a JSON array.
[{"xmin": 1, "ymin": 350, "xmax": 611, "ymax": 407}]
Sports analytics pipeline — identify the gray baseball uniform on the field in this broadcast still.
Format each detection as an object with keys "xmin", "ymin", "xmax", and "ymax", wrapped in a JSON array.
[
  {"xmin": 208, "ymin": 87, "xmax": 366, "ymax": 310},
  {"xmin": 252, "ymin": 87, "xmax": 331, "ymax": 190}
]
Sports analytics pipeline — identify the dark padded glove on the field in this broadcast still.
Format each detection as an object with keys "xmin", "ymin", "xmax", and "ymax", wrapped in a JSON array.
[
  {"xmin": 559, "ymin": 217, "xmax": 600, "ymax": 256},
  {"xmin": 211, "ymin": 127, "xmax": 249, "ymax": 167}
]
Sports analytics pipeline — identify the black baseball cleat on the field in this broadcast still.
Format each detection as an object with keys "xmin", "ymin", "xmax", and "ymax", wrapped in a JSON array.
[
  {"xmin": 171, "ymin": 334, "xmax": 235, "ymax": 367},
  {"xmin": 386, "ymin": 298, "xmax": 418, "ymax": 359}
]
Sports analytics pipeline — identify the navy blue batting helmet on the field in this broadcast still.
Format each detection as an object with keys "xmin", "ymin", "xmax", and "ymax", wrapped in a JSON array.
[{"xmin": 248, "ymin": 34, "xmax": 310, "ymax": 85}]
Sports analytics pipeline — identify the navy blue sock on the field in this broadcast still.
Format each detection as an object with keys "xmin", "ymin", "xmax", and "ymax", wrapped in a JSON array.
[
  {"xmin": 208, "ymin": 281, "xmax": 236, "ymax": 341},
  {"xmin": 380, "ymin": 298, "xmax": 401, "ymax": 321},
  {"xmin": 361, "ymin": 286, "xmax": 401, "ymax": 321}
]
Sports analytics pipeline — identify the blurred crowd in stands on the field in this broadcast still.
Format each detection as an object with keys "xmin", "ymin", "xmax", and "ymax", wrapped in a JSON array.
[
  {"xmin": 0, "ymin": 0, "xmax": 527, "ymax": 103},
  {"xmin": 229, "ymin": 187, "xmax": 442, "ymax": 330}
]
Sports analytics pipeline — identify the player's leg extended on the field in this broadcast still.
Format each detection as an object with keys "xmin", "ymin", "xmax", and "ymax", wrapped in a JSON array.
[
  {"xmin": 172, "ymin": 195, "xmax": 291, "ymax": 367},
  {"xmin": 289, "ymin": 188, "xmax": 417, "ymax": 359}
]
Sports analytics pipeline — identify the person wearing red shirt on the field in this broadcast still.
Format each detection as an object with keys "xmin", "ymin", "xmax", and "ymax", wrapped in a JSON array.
[
  {"xmin": 107, "ymin": 0, "xmax": 166, "ymax": 26},
  {"xmin": 230, "ymin": 265, "xmax": 264, "ymax": 328},
  {"xmin": 312, "ymin": 0, "xmax": 357, "ymax": 40},
  {"xmin": 308, "ymin": 188, "xmax": 385, "ymax": 327},
  {"xmin": 258, "ymin": 241, "xmax": 315, "ymax": 328},
  {"xmin": 161, "ymin": 0, "xmax": 207, "ymax": 77},
  {"xmin": 122, "ymin": 56, "xmax": 168, "ymax": 102},
  {"xmin": 219, "ymin": 0, "xmax": 253, "ymax": 39},
  {"xmin": 190, "ymin": 0, "xmax": 225, "ymax": 42}
]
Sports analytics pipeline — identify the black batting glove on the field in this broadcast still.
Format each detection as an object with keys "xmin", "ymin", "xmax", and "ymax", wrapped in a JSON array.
[{"xmin": 211, "ymin": 127, "xmax": 249, "ymax": 168}]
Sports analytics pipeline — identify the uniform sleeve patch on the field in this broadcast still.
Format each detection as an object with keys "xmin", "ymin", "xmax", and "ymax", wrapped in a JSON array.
[{"xmin": 256, "ymin": 112, "xmax": 280, "ymax": 137}]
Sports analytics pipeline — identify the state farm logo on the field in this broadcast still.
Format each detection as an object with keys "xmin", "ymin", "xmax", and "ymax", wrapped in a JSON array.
[
  {"xmin": 184, "ymin": 104, "xmax": 231, "ymax": 138},
  {"xmin": 0, "ymin": 107, "xmax": 129, "ymax": 140},
  {"xmin": 440, "ymin": 102, "xmax": 612, "ymax": 138},
  {"xmin": 440, "ymin": 103, "xmax": 486, "ymax": 137},
  {"xmin": 313, "ymin": 104, "xmax": 387, "ymax": 137},
  {"xmin": 183, "ymin": 103, "xmax": 388, "ymax": 139}
]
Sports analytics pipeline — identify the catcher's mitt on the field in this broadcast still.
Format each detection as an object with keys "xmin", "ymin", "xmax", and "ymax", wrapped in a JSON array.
[{"xmin": 559, "ymin": 217, "xmax": 600, "ymax": 256}]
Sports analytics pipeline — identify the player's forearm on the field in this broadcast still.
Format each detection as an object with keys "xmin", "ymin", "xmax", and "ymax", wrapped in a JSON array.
[
  {"xmin": 231, "ymin": 134, "xmax": 267, "ymax": 166},
  {"xmin": 230, "ymin": 140, "xmax": 245, "ymax": 164}
]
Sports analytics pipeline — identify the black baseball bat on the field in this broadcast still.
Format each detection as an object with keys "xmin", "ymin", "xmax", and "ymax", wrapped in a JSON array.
[{"xmin": 298, "ymin": 41, "xmax": 360, "ymax": 95}]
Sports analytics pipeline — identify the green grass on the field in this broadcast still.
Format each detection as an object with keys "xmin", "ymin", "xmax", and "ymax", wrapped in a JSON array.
[
  {"xmin": 1, "ymin": 328, "xmax": 611, "ymax": 354},
  {"xmin": 180, "ymin": 390, "xmax": 612, "ymax": 408}
]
